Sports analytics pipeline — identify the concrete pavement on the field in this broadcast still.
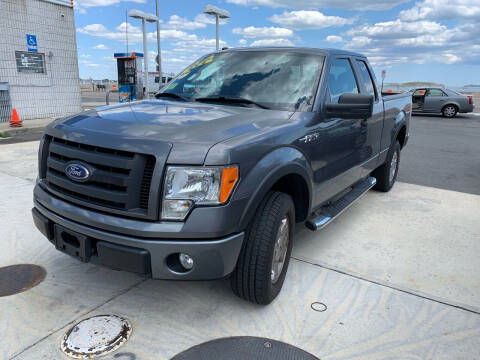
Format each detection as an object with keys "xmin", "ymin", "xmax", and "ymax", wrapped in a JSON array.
[
  {"xmin": 0, "ymin": 140, "xmax": 479, "ymax": 359},
  {"xmin": 398, "ymin": 114, "xmax": 480, "ymax": 195}
]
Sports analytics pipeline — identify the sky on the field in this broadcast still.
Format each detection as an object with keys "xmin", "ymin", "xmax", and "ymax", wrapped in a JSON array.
[{"xmin": 74, "ymin": 0, "xmax": 480, "ymax": 86}]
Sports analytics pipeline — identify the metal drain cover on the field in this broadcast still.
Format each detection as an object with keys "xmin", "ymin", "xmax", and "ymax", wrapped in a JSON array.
[
  {"xmin": 0, "ymin": 264, "xmax": 46, "ymax": 297},
  {"xmin": 61, "ymin": 315, "xmax": 132, "ymax": 359},
  {"xmin": 171, "ymin": 336, "xmax": 319, "ymax": 360}
]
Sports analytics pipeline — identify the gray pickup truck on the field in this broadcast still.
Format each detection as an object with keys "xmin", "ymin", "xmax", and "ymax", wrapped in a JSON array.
[{"xmin": 32, "ymin": 48, "xmax": 411, "ymax": 304}]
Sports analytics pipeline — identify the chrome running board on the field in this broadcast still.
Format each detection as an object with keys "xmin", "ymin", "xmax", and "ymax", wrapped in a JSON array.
[{"xmin": 305, "ymin": 177, "xmax": 376, "ymax": 231}]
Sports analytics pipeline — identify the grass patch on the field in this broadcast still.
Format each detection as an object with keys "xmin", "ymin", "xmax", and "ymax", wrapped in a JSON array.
[{"xmin": 0, "ymin": 131, "xmax": 11, "ymax": 138}]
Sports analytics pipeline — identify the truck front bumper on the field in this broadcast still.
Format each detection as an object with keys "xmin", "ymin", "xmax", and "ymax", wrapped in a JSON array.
[{"xmin": 32, "ymin": 198, "xmax": 244, "ymax": 280}]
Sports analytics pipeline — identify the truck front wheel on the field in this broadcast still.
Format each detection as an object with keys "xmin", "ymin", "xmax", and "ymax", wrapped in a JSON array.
[{"xmin": 231, "ymin": 191, "xmax": 295, "ymax": 304}]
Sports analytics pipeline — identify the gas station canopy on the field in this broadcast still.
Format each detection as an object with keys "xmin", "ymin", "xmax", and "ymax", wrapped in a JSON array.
[{"xmin": 114, "ymin": 52, "xmax": 144, "ymax": 59}]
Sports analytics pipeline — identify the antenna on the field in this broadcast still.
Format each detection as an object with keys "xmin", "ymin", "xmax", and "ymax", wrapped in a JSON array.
[
  {"xmin": 381, "ymin": 69, "xmax": 386, "ymax": 94},
  {"xmin": 125, "ymin": 9, "xmax": 129, "ymax": 54}
]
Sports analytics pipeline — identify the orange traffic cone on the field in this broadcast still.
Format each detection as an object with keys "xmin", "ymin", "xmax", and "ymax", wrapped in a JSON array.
[{"xmin": 10, "ymin": 108, "xmax": 22, "ymax": 128}]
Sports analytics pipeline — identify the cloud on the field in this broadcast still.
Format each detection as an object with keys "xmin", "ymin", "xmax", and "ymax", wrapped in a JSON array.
[
  {"xmin": 439, "ymin": 53, "xmax": 462, "ymax": 64},
  {"xmin": 238, "ymin": 39, "xmax": 248, "ymax": 46},
  {"xmin": 325, "ymin": 35, "xmax": 343, "ymax": 43},
  {"xmin": 345, "ymin": 19, "xmax": 445, "ymax": 39},
  {"xmin": 77, "ymin": 22, "xmax": 197, "ymax": 44},
  {"xmin": 343, "ymin": 18, "xmax": 480, "ymax": 66},
  {"xmin": 102, "ymin": 56, "xmax": 116, "ymax": 62},
  {"xmin": 399, "ymin": 0, "xmax": 480, "ymax": 21},
  {"xmin": 269, "ymin": 11, "xmax": 355, "ymax": 30},
  {"xmin": 75, "ymin": 0, "xmax": 146, "ymax": 7},
  {"xmin": 232, "ymin": 26, "xmax": 293, "ymax": 38},
  {"xmin": 226, "ymin": 0, "xmax": 408, "ymax": 11},
  {"xmin": 80, "ymin": 54, "xmax": 91, "ymax": 58},
  {"xmin": 194, "ymin": 13, "xmax": 228, "ymax": 25},
  {"xmin": 163, "ymin": 15, "xmax": 206, "ymax": 30},
  {"xmin": 79, "ymin": 59, "xmax": 101, "ymax": 67},
  {"xmin": 93, "ymin": 44, "xmax": 108, "ymax": 50},
  {"xmin": 250, "ymin": 38, "xmax": 294, "ymax": 46},
  {"xmin": 74, "ymin": 0, "xmax": 146, "ymax": 13},
  {"xmin": 172, "ymin": 38, "xmax": 227, "ymax": 53}
]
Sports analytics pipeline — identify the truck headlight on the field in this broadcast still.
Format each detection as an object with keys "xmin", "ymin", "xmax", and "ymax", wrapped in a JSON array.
[{"xmin": 162, "ymin": 166, "xmax": 239, "ymax": 220}]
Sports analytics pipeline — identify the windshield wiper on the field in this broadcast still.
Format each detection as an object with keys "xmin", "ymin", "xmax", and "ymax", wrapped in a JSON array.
[
  {"xmin": 155, "ymin": 92, "xmax": 190, "ymax": 101},
  {"xmin": 195, "ymin": 96, "xmax": 270, "ymax": 109}
]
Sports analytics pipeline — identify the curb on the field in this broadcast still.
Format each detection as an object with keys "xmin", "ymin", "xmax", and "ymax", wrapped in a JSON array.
[
  {"xmin": 0, "ymin": 125, "xmax": 47, "ymax": 138},
  {"xmin": 0, "ymin": 117, "xmax": 55, "ymax": 138}
]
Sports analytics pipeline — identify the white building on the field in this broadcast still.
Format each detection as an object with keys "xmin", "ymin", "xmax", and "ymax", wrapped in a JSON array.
[{"xmin": 0, "ymin": 0, "xmax": 81, "ymax": 122}]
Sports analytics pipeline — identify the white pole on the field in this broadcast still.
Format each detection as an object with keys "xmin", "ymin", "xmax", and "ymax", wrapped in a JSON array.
[
  {"xmin": 142, "ymin": 18, "xmax": 149, "ymax": 97},
  {"xmin": 215, "ymin": 15, "xmax": 219, "ymax": 51},
  {"xmin": 155, "ymin": 0, "xmax": 162, "ymax": 89}
]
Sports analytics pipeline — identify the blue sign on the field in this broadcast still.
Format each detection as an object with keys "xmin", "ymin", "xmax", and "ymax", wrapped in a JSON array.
[{"xmin": 26, "ymin": 34, "xmax": 37, "ymax": 52}]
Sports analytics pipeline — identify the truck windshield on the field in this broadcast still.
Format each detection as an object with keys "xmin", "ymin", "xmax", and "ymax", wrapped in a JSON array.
[{"xmin": 159, "ymin": 51, "xmax": 324, "ymax": 111}]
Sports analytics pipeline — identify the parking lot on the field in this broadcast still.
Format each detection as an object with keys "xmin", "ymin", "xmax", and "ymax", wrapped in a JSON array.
[{"xmin": 1, "ymin": 113, "xmax": 480, "ymax": 359}]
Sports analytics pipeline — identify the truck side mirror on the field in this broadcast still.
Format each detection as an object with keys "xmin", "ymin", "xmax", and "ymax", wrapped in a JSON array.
[{"xmin": 325, "ymin": 93, "xmax": 374, "ymax": 119}]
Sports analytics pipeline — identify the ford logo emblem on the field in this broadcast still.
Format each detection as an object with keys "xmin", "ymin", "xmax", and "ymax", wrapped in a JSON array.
[{"xmin": 65, "ymin": 163, "xmax": 91, "ymax": 182}]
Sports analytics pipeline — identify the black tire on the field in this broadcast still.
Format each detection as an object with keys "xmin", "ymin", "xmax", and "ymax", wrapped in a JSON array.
[
  {"xmin": 373, "ymin": 141, "xmax": 401, "ymax": 192},
  {"xmin": 231, "ymin": 191, "xmax": 295, "ymax": 305},
  {"xmin": 442, "ymin": 104, "xmax": 457, "ymax": 118}
]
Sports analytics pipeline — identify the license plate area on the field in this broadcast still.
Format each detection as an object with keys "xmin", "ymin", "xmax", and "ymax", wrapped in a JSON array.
[{"xmin": 54, "ymin": 224, "xmax": 92, "ymax": 262}]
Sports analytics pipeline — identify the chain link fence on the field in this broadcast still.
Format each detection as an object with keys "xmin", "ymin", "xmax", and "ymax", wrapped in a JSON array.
[{"xmin": 0, "ymin": 83, "xmax": 12, "ymax": 123}]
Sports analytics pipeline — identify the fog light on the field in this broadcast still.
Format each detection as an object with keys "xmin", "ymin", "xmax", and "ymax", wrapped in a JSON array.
[{"xmin": 179, "ymin": 253, "xmax": 194, "ymax": 270}]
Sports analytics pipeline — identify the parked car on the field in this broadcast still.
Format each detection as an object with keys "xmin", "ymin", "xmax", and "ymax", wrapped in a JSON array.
[
  {"xmin": 409, "ymin": 87, "xmax": 475, "ymax": 117},
  {"xmin": 32, "ymin": 48, "xmax": 411, "ymax": 304}
]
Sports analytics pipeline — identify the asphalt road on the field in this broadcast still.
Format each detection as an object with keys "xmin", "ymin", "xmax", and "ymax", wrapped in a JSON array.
[
  {"xmin": 2, "ymin": 112, "xmax": 479, "ymax": 194},
  {"xmin": 398, "ymin": 113, "xmax": 480, "ymax": 195}
]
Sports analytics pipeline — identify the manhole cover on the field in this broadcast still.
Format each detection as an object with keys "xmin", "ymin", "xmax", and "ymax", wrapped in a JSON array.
[
  {"xmin": 0, "ymin": 264, "xmax": 46, "ymax": 297},
  {"xmin": 171, "ymin": 337, "xmax": 319, "ymax": 360},
  {"xmin": 61, "ymin": 315, "xmax": 132, "ymax": 359},
  {"xmin": 311, "ymin": 302, "xmax": 327, "ymax": 312}
]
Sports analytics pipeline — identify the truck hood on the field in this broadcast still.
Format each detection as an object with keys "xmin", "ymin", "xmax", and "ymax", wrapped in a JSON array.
[{"xmin": 46, "ymin": 100, "xmax": 293, "ymax": 164}]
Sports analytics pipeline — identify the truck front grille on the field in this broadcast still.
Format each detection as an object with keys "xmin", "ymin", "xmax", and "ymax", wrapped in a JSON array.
[{"xmin": 41, "ymin": 136, "xmax": 156, "ymax": 218}]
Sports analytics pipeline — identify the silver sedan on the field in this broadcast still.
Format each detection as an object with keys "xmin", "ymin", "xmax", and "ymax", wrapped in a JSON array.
[{"xmin": 410, "ymin": 87, "xmax": 475, "ymax": 117}]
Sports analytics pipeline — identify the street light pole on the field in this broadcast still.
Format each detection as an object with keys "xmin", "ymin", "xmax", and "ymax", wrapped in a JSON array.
[
  {"xmin": 203, "ymin": 5, "xmax": 230, "ymax": 52},
  {"xmin": 215, "ymin": 15, "xmax": 219, "ymax": 51},
  {"xmin": 155, "ymin": 0, "xmax": 162, "ymax": 89},
  {"xmin": 128, "ymin": 9, "xmax": 158, "ymax": 98},
  {"xmin": 141, "ymin": 18, "xmax": 149, "ymax": 97}
]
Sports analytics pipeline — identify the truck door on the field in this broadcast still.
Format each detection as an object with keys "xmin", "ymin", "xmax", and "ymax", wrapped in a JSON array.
[
  {"xmin": 353, "ymin": 58, "xmax": 383, "ymax": 175},
  {"xmin": 424, "ymin": 88, "xmax": 448, "ymax": 112},
  {"xmin": 310, "ymin": 57, "xmax": 366, "ymax": 206}
]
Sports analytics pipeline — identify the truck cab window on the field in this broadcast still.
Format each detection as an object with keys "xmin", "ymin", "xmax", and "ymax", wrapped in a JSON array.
[
  {"xmin": 356, "ymin": 60, "xmax": 377, "ymax": 99},
  {"xmin": 327, "ymin": 59, "xmax": 359, "ymax": 103}
]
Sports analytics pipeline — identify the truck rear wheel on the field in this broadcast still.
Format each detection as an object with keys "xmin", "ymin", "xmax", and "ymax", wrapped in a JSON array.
[
  {"xmin": 231, "ymin": 191, "xmax": 295, "ymax": 304},
  {"xmin": 373, "ymin": 140, "xmax": 401, "ymax": 192}
]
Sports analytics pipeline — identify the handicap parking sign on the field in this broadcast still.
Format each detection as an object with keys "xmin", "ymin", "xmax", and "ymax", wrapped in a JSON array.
[{"xmin": 26, "ymin": 34, "xmax": 37, "ymax": 52}]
